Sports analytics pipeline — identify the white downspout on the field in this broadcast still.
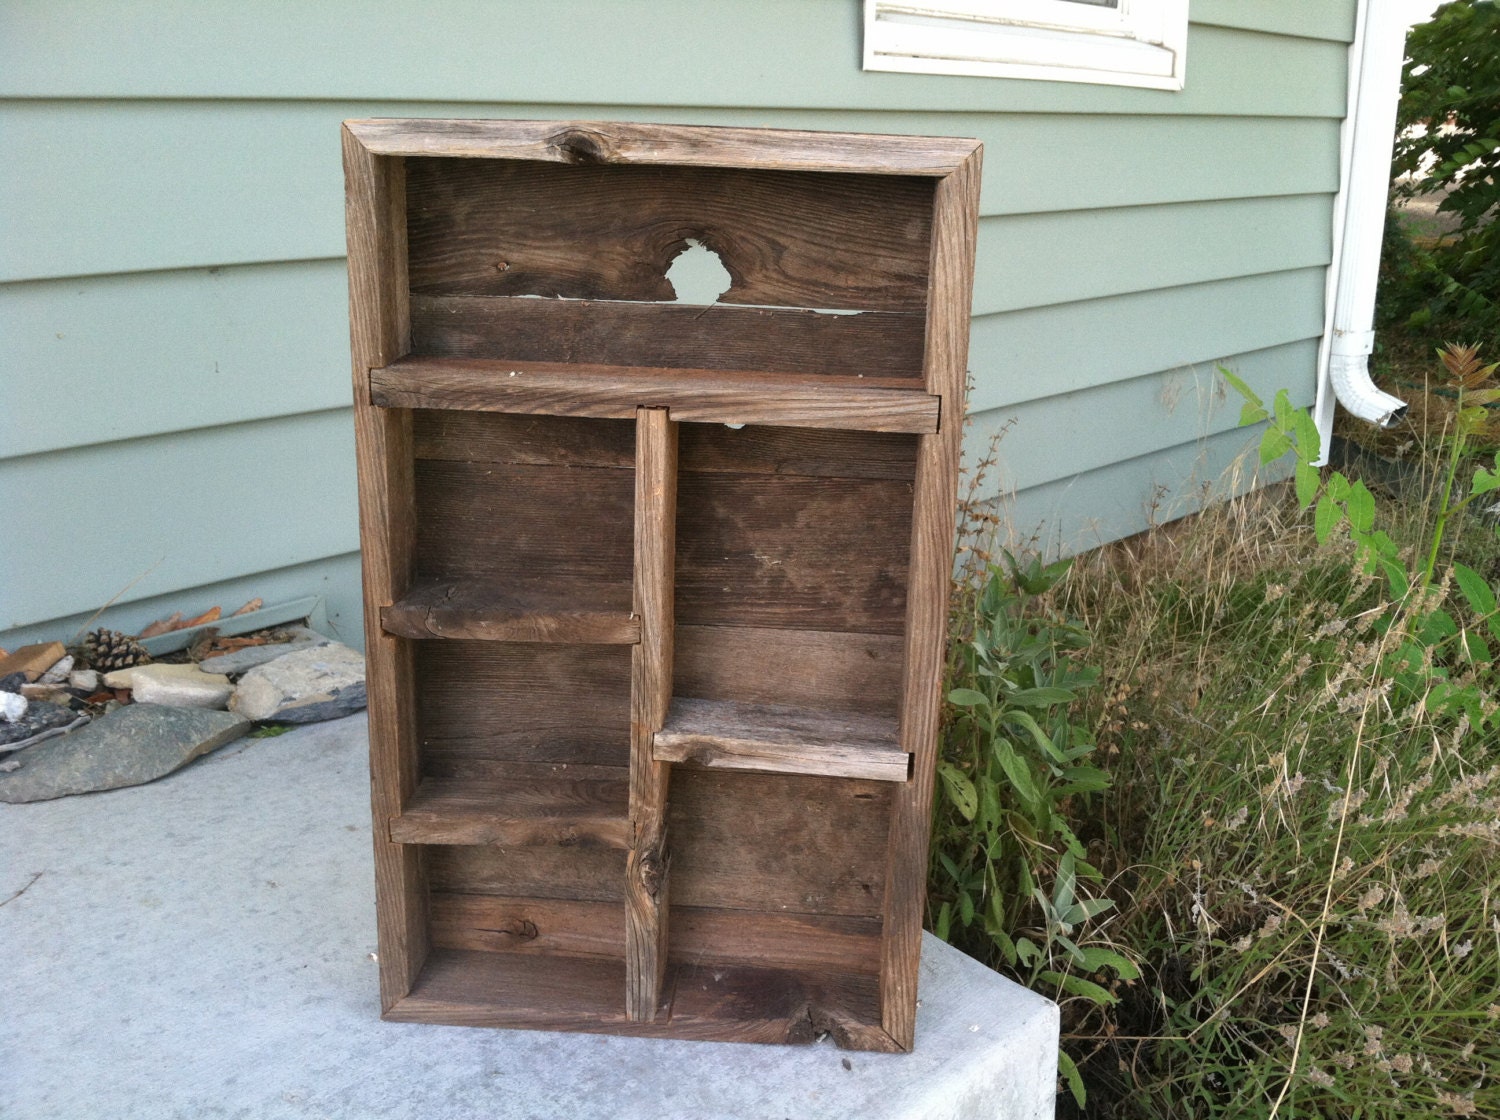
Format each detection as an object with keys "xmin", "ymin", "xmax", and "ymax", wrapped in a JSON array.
[{"xmin": 1312, "ymin": 0, "xmax": 1410, "ymax": 464}]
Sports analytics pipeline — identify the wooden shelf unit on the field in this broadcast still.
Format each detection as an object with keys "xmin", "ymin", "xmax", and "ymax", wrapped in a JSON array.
[{"xmin": 345, "ymin": 117, "xmax": 981, "ymax": 1051}]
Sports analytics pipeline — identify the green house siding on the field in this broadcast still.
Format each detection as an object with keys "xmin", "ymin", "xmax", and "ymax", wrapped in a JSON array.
[{"xmin": 0, "ymin": 1, "xmax": 1352, "ymax": 648}]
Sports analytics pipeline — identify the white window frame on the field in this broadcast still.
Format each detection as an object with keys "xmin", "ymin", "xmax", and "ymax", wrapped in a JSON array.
[{"xmin": 862, "ymin": 0, "xmax": 1189, "ymax": 91}]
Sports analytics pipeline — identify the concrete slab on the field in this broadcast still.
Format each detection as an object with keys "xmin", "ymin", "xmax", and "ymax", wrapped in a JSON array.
[{"xmin": 1, "ymin": 714, "xmax": 1059, "ymax": 1120}]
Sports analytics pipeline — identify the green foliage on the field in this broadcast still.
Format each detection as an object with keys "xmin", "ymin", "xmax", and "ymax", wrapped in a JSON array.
[
  {"xmin": 932, "ymin": 551, "xmax": 1128, "ymax": 1106},
  {"xmin": 1386, "ymin": 0, "xmax": 1500, "ymax": 343}
]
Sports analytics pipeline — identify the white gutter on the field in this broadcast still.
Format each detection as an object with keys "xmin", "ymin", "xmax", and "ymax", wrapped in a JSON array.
[{"xmin": 1312, "ymin": 0, "xmax": 1410, "ymax": 464}]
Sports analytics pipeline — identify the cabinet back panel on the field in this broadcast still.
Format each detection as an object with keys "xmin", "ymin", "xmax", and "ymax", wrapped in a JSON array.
[
  {"xmin": 415, "ymin": 641, "xmax": 631, "ymax": 769},
  {"xmin": 410, "ymin": 296, "xmax": 927, "ymax": 379},
  {"xmin": 429, "ymin": 843, "xmax": 627, "ymax": 904},
  {"xmin": 406, "ymin": 158, "xmax": 933, "ymax": 313}
]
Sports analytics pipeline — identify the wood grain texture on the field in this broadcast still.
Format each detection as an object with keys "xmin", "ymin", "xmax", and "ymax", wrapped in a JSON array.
[
  {"xmin": 405, "ymin": 156, "xmax": 932, "ymax": 312},
  {"xmin": 372, "ymin": 357, "xmax": 940, "ymax": 434},
  {"xmin": 668, "ymin": 771, "xmax": 892, "ymax": 917},
  {"xmin": 674, "ymin": 625, "xmax": 904, "ymax": 714},
  {"xmin": 430, "ymin": 892, "xmax": 625, "ymax": 959},
  {"xmin": 382, "ymin": 578, "xmax": 639, "ymax": 644},
  {"xmin": 413, "ymin": 458, "xmax": 635, "ymax": 583},
  {"xmin": 414, "ymin": 641, "xmax": 631, "ymax": 769},
  {"xmin": 411, "ymin": 295, "xmax": 926, "ymax": 379},
  {"xmin": 653, "ymin": 697, "xmax": 908, "ymax": 782},
  {"xmin": 389, "ymin": 950, "xmax": 898, "ymax": 1050},
  {"xmin": 428, "ymin": 844, "xmax": 626, "ymax": 904},
  {"xmin": 626, "ymin": 407, "xmax": 676, "ymax": 1021},
  {"xmin": 390, "ymin": 776, "xmax": 631, "ymax": 848},
  {"xmin": 880, "ymin": 147, "xmax": 983, "ymax": 1051},
  {"xmin": 343, "ymin": 125, "xmax": 427, "ymax": 1010},
  {"xmin": 348, "ymin": 118, "xmax": 979, "ymax": 177},
  {"xmin": 674, "ymin": 473, "xmax": 913, "ymax": 634},
  {"xmin": 413, "ymin": 409, "xmax": 636, "ymax": 469}
]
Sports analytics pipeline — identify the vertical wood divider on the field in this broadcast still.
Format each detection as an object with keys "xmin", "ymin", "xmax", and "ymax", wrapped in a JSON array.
[
  {"xmin": 343, "ymin": 126, "xmax": 429, "ymax": 1010},
  {"xmin": 626, "ymin": 406, "xmax": 678, "ymax": 1021},
  {"xmin": 879, "ymin": 149, "xmax": 983, "ymax": 1050}
]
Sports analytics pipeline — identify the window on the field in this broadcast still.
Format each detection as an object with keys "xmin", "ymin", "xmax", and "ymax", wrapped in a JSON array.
[{"xmin": 862, "ymin": 0, "xmax": 1189, "ymax": 91}]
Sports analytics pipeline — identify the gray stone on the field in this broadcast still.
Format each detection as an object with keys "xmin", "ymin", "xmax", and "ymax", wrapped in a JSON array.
[
  {"xmin": 0, "ymin": 700, "xmax": 83, "ymax": 749},
  {"xmin": 1, "ymin": 691, "xmax": 26, "ymax": 722},
  {"xmin": 196, "ymin": 627, "xmax": 331, "ymax": 676},
  {"xmin": 39, "ymin": 655, "xmax": 74, "ymax": 684},
  {"xmin": 0, "ymin": 704, "xmax": 249, "ymax": 803},
  {"xmin": 124, "ymin": 664, "xmax": 233, "ymax": 710},
  {"xmin": 69, "ymin": 669, "xmax": 100, "ymax": 692},
  {"xmin": 229, "ymin": 643, "xmax": 366, "ymax": 723},
  {"xmin": 0, "ymin": 672, "xmax": 27, "ymax": 694}
]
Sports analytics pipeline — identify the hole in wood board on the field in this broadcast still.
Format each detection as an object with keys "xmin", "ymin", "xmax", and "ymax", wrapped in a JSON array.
[{"xmin": 665, "ymin": 239, "xmax": 732, "ymax": 306}]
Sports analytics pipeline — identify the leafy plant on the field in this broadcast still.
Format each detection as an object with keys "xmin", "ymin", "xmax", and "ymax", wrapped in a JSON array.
[
  {"xmin": 1386, "ymin": 0, "xmax": 1500, "ymax": 343},
  {"xmin": 931, "ymin": 551, "xmax": 1133, "ymax": 1106}
]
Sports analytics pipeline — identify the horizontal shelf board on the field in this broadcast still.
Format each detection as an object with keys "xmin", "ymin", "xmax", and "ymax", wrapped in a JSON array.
[
  {"xmin": 369, "ymin": 357, "xmax": 940, "ymax": 434},
  {"xmin": 390, "ymin": 776, "xmax": 631, "ymax": 848},
  {"xmin": 389, "ymin": 949, "xmax": 896, "ymax": 1050},
  {"xmin": 382, "ymin": 578, "xmax": 639, "ymax": 644},
  {"xmin": 653, "ymin": 697, "xmax": 908, "ymax": 781}
]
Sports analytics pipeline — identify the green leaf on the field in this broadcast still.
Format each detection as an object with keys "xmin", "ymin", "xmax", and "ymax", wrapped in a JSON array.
[
  {"xmin": 1346, "ymin": 481, "xmax": 1376, "ymax": 533},
  {"xmin": 934, "ymin": 901, "xmax": 951, "ymax": 942},
  {"xmin": 1314, "ymin": 495, "xmax": 1340, "ymax": 543},
  {"xmin": 1002, "ymin": 708, "xmax": 1066, "ymax": 762},
  {"xmin": 1058, "ymin": 1050, "xmax": 1087, "ymax": 1108},
  {"xmin": 958, "ymin": 890, "xmax": 975, "ymax": 927},
  {"xmin": 947, "ymin": 687, "xmax": 990, "ymax": 708},
  {"xmin": 1005, "ymin": 686, "xmax": 1078, "ymax": 708},
  {"xmin": 1218, "ymin": 365, "xmax": 1261, "ymax": 410},
  {"xmin": 1076, "ymin": 947, "xmax": 1142, "ymax": 980},
  {"xmin": 994, "ymin": 740, "xmax": 1041, "ymax": 806},
  {"xmin": 937, "ymin": 763, "xmax": 979, "ymax": 821},
  {"xmin": 1294, "ymin": 461, "xmax": 1320, "ymax": 510},
  {"xmin": 1039, "ymin": 970, "xmax": 1119, "ymax": 1006},
  {"xmin": 1260, "ymin": 427, "xmax": 1292, "ymax": 464},
  {"xmin": 1073, "ymin": 897, "xmax": 1117, "ymax": 921},
  {"xmin": 1453, "ymin": 563, "xmax": 1498, "ymax": 617}
]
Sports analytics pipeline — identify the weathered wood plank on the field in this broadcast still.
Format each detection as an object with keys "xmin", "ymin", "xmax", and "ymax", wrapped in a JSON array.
[
  {"xmin": 415, "ymin": 641, "xmax": 631, "ymax": 769},
  {"xmin": 654, "ymin": 697, "xmax": 908, "ymax": 782},
  {"xmin": 389, "ymin": 950, "xmax": 899, "ymax": 1050},
  {"xmin": 413, "ymin": 458, "xmax": 635, "ymax": 583},
  {"xmin": 372, "ymin": 358, "xmax": 941, "ymax": 434},
  {"xmin": 382, "ymin": 578, "xmax": 639, "ymax": 644},
  {"xmin": 674, "ymin": 625, "xmax": 904, "ymax": 714},
  {"xmin": 405, "ymin": 154, "xmax": 932, "ymax": 311},
  {"xmin": 413, "ymin": 410, "xmax": 636, "ymax": 469},
  {"xmin": 351, "ymin": 118, "xmax": 979, "ymax": 176},
  {"xmin": 626, "ymin": 407, "xmax": 676, "ymax": 1021},
  {"xmin": 668, "ymin": 771, "xmax": 892, "ymax": 917},
  {"xmin": 881, "ymin": 147, "xmax": 982, "ymax": 1051},
  {"xmin": 390, "ymin": 776, "xmax": 631, "ymax": 848},
  {"xmin": 675, "ymin": 474, "xmax": 913, "ymax": 634},
  {"xmin": 428, "ymin": 844, "xmax": 626, "ymax": 904},
  {"xmin": 342, "ymin": 125, "xmax": 428, "ymax": 1010},
  {"xmin": 430, "ymin": 893, "xmax": 626, "ymax": 959},
  {"xmin": 410, "ymin": 295, "xmax": 926, "ymax": 379}
]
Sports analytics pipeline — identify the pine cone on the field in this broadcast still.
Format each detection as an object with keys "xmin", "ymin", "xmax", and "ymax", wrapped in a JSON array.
[{"xmin": 84, "ymin": 628, "xmax": 151, "ymax": 671}]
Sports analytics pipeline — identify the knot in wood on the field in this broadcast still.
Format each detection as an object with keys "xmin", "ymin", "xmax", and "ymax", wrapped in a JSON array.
[
  {"xmin": 638, "ymin": 848, "xmax": 666, "ymax": 898},
  {"xmin": 551, "ymin": 128, "xmax": 612, "ymax": 165}
]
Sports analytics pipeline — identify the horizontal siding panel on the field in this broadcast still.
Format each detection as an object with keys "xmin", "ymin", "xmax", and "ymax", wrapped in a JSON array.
[
  {"xmin": 974, "ymin": 195, "xmax": 1333, "ymax": 315},
  {"xmin": 967, "ymin": 340, "xmax": 1318, "ymax": 494},
  {"xmin": 992, "ymin": 426, "xmax": 1291, "ymax": 559},
  {"xmin": 0, "ymin": 552, "xmax": 363, "ymax": 655},
  {"xmin": 2, "ymin": 101, "xmax": 1339, "ymax": 282},
  {"xmin": 1192, "ymin": 0, "xmax": 1355, "ymax": 42},
  {"xmin": 0, "ymin": 411, "xmax": 357, "ymax": 631},
  {"xmin": 968, "ymin": 267, "xmax": 1328, "ymax": 412},
  {"xmin": 1, "ymin": 6, "xmax": 1347, "ymax": 118},
  {"xmin": 2, "ymin": 262, "xmax": 351, "ymax": 460}
]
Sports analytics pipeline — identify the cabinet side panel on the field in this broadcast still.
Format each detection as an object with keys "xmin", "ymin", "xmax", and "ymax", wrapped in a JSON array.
[
  {"xmin": 342, "ymin": 126, "xmax": 427, "ymax": 1009},
  {"xmin": 881, "ymin": 149, "xmax": 983, "ymax": 1050},
  {"xmin": 406, "ymin": 160, "xmax": 933, "ymax": 314}
]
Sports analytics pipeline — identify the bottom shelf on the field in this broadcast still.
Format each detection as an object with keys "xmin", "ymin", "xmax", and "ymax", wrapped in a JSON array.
[{"xmin": 386, "ymin": 949, "xmax": 900, "ymax": 1051}]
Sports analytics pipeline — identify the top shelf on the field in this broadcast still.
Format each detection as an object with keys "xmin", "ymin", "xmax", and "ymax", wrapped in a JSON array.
[{"xmin": 369, "ymin": 357, "xmax": 940, "ymax": 434}]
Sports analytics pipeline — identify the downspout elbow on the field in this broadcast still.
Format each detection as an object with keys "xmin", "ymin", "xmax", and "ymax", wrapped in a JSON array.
[{"xmin": 1329, "ymin": 328, "xmax": 1407, "ymax": 427}]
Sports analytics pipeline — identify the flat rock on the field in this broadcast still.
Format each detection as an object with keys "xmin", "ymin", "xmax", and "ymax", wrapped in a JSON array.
[
  {"xmin": 69, "ymin": 669, "xmax": 100, "ymax": 692},
  {"xmin": 0, "ymin": 704, "xmax": 249, "ymax": 803},
  {"xmin": 230, "ymin": 643, "xmax": 366, "ymax": 723},
  {"xmin": 0, "ymin": 701, "xmax": 89, "ymax": 752},
  {"xmin": 39, "ymin": 654, "xmax": 75, "ymax": 684},
  {"xmin": 0, "ymin": 642, "xmax": 66, "ymax": 683},
  {"xmin": 198, "ymin": 627, "xmax": 331, "ymax": 676},
  {"xmin": 123, "ymin": 664, "xmax": 233, "ymax": 710},
  {"xmin": 0, "ymin": 672, "xmax": 26, "ymax": 693}
]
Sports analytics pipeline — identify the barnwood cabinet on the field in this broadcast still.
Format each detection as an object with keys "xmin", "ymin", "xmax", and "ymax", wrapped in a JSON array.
[{"xmin": 343, "ymin": 118, "xmax": 981, "ymax": 1051}]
